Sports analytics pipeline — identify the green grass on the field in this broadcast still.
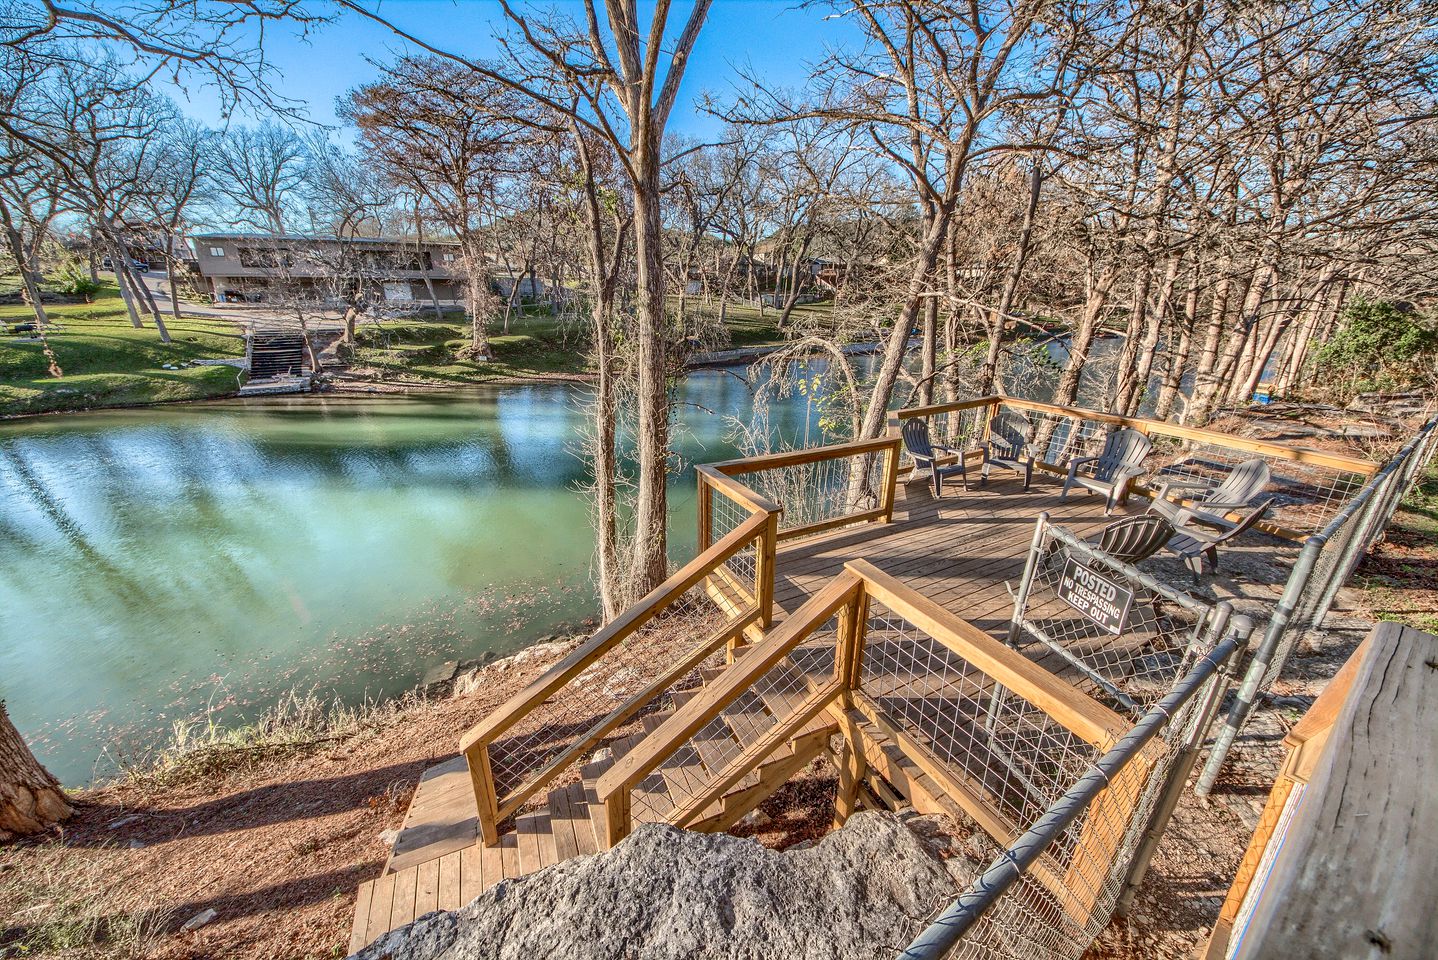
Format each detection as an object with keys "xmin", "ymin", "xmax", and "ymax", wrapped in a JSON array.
[
  {"xmin": 350, "ymin": 307, "xmax": 586, "ymax": 383},
  {"xmin": 0, "ymin": 283, "xmax": 245, "ymax": 417}
]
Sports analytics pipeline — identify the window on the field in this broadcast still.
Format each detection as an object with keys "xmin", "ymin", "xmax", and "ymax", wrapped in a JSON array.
[
  {"xmin": 208, "ymin": 246, "xmax": 225, "ymax": 257},
  {"xmin": 443, "ymin": 252, "xmax": 456, "ymax": 263}
]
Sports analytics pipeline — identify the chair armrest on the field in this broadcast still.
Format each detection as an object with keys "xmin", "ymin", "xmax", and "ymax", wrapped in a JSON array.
[
  {"xmin": 1066, "ymin": 455, "xmax": 1098, "ymax": 478},
  {"xmin": 933, "ymin": 443, "xmax": 965, "ymax": 456}
]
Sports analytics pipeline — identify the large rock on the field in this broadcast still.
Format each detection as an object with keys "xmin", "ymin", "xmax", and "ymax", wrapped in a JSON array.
[{"xmin": 353, "ymin": 812, "xmax": 969, "ymax": 960}]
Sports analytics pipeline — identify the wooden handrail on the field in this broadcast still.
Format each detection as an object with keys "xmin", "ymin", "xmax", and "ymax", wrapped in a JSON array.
[
  {"xmin": 458, "ymin": 509, "xmax": 772, "ymax": 753},
  {"xmin": 595, "ymin": 571, "xmax": 863, "ymax": 846},
  {"xmin": 710, "ymin": 434, "xmax": 901, "ymax": 475},
  {"xmin": 458, "ymin": 506, "xmax": 778, "ymax": 845},
  {"xmin": 895, "ymin": 395, "xmax": 1379, "ymax": 476},
  {"xmin": 845, "ymin": 559, "xmax": 1130, "ymax": 747},
  {"xmin": 695, "ymin": 464, "xmax": 782, "ymax": 515}
]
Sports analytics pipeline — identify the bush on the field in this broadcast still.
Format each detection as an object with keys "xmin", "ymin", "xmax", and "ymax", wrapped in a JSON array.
[
  {"xmin": 1312, "ymin": 298, "xmax": 1438, "ymax": 396},
  {"xmin": 54, "ymin": 259, "xmax": 103, "ymax": 300}
]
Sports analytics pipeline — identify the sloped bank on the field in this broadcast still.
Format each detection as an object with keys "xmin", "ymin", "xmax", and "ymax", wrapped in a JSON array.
[{"xmin": 352, "ymin": 812, "xmax": 974, "ymax": 960}]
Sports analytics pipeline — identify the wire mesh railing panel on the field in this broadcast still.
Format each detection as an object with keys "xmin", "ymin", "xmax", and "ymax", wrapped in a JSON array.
[
  {"xmin": 1014, "ymin": 526, "xmax": 1216, "ymax": 719},
  {"xmin": 625, "ymin": 612, "xmax": 843, "ymax": 827},
  {"xmin": 484, "ymin": 587, "xmax": 733, "ymax": 812},
  {"xmin": 727, "ymin": 449, "xmax": 889, "ymax": 536},
  {"xmin": 859, "ymin": 599, "xmax": 1106, "ymax": 864},
  {"xmin": 1003, "ymin": 407, "xmax": 1114, "ymax": 473},
  {"xmin": 706, "ymin": 483, "xmax": 758, "ymax": 595},
  {"xmin": 1142, "ymin": 434, "xmax": 1366, "ymax": 536},
  {"xmin": 920, "ymin": 644, "xmax": 1233, "ymax": 960}
]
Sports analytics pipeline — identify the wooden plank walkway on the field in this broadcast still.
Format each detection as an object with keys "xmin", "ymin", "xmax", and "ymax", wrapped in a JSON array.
[{"xmin": 773, "ymin": 474, "xmax": 1127, "ymax": 633}]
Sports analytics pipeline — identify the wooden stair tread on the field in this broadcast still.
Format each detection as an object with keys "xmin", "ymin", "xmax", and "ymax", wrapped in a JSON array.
[{"xmin": 385, "ymin": 755, "xmax": 479, "ymax": 874}]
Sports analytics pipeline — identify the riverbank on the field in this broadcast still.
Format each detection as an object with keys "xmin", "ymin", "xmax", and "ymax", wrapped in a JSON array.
[
  {"xmin": 1, "ymin": 285, "xmax": 811, "ymax": 418},
  {"xmin": 0, "ymin": 284, "xmax": 247, "ymax": 418}
]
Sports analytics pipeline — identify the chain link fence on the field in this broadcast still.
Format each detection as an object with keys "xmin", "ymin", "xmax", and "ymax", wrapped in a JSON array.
[{"xmin": 1197, "ymin": 414, "xmax": 1438, "ymax": 792}]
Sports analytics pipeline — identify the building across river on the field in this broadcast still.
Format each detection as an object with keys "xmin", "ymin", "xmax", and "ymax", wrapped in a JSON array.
[{"xmin": 188, "ymin": 233, "xmax": 546, "ymax": 307}]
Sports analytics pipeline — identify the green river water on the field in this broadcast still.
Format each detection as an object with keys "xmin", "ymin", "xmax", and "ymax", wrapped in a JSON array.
[{"xmin": 0, "ymin": 369, "xmax": 830, "ymax": 784}]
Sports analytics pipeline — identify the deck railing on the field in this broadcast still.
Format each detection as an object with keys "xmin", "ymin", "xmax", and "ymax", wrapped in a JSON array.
[
  {"xmin": 699, "ymin": 434, "xmax": 903, "ymax": 548},
  {"xmin": 591, "ymin": 554, "xmax": 1218, "ymax": 938},
  {"xmin": 459, "ymin": 506, "xmax": 778, "ymax": 845},
  {"xmin": 894, "ymin": 396, "xmax": 1378, "ymax": 539}
]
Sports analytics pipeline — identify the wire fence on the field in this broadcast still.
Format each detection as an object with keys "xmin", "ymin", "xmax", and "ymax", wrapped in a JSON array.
[
  {"xmin": 1007, "ymin": 519, "xmax": 1232, "ymax": 720},
  {"xmin": 1196, "ymin": 414, "xmax": 1438, "ymax": 792},
  {"xmin": 900, "ymin": 626, "xmax": 1251, "ymax": 960}
]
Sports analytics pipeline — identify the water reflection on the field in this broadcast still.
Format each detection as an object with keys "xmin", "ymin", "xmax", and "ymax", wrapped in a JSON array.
[{"xmin": 0, "ymin": 370, "xmax": 814, "ymax": 784}]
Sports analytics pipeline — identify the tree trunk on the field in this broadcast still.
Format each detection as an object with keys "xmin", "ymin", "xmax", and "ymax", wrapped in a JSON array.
[
  {"xmin": 629, "ymin": 147, "xmax": 670, "ymax": 596},
  {"xmin": 1, "ymin": 701, "xmax": 72, "ymax": 840}
]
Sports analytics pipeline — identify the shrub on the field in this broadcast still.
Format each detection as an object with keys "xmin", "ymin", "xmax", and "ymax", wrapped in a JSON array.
[
  {"xmin": 54, "ymin": 259, "xmax": 103, "ymax": 300},
  {"xmin": 1312, "ymin": 298, "xmax": 1438, "ymax": 397}
]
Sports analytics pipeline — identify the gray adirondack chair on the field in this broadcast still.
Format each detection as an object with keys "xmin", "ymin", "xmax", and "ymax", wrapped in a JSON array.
[
  {"xmin": 1060, "ymin": 428, "xmax": 1153, "ymax": 514},
  {"xmin": 1041, "ymin": 513, "xmax": 1175, "ymax": 575},
  {"xmin": 901, "ymin": 417, "xmax": 967, "ymax": 497},
  {"xmin": 1149, "ymin": 458, "xmax": 1272, "ymax": 531},
  {"xmin": 1165, "ymin": 497, "xmax": 1274, "ymax": 583},
  {"xmin": 981, "ymin": 412, "xmax": 1036, "ymax": 490}
]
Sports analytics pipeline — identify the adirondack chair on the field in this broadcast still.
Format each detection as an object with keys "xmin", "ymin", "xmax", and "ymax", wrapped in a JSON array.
[
  {"xmin": 1165, "ymin": 498, "xmax": 1274, "ymax": 583},
  {"xmin": 1149, "ymin": 458, "xmax": 1272, "ymax": 531},
  {"xmin": 901, "ymin": 417, "xmax": 968, "ymax": 497},
  {"xmin": 1060, "ymin": 428, "xmax": 1153, "ymax": 514},
  {"xmin": 1041, "ymin": 514, "xmax": 1174, "ymax": 577},
  {"xmin": 981, "ymin": 412, "xmax": 1036, "ymax": 490}
]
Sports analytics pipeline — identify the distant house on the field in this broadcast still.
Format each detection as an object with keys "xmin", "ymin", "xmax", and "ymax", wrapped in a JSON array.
[{"xmin": 189, "ymin": 234, "xmax": 471, "ymax": 306}]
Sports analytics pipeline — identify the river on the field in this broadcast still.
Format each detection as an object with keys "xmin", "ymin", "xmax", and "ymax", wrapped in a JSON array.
[
  {"xmin": 1, "ymin": 334, "xmax": 1143, "ymax": 785},
  {"xmin": 0, "ymin": 368, "xmax": 835, "ymax": 784}
]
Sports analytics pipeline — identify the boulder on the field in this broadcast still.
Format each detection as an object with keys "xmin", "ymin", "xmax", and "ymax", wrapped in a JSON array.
[{"xmin": 351, "ymin": 812, "xmax": 966, "ymax": 960}]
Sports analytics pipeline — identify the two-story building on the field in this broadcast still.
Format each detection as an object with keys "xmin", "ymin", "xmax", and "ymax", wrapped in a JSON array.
[{"xmin": 188, "ymin": 233, "xmax": 471, "ymax": 306}]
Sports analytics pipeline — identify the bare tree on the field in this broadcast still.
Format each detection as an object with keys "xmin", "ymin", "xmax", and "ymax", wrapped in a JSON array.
[{"xmin": 209, "ymin": 122, "xmax": 307, "ymax": 234}]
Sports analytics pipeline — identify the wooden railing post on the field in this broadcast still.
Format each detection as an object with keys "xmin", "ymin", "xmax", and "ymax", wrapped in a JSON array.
[
  {"xmin": 754, "ymin": 508, "xmax": 779, "ymax": 631},
  {"xmin": 832, "ymin": 581, "xmax": 871, "ymax": 828},
  {"xmin": 880, "ymin": 438, "xmax": 902, "ymax": 523},
  {"xmin": 464, "ymin": 742, "xmax": 503, "ymax": 847},
  {"xmin": 697, "ymin": 470, "xmax": 713, "ymax": 552},
  {"xmin": 603, "ymin": 786, "xmax": 631, "ymax": 849}
]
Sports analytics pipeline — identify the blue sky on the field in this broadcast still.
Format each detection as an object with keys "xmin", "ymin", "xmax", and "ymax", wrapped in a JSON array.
[{"xmin": 166, "ymin": 1, "xmax": 864, "ymax": 140}]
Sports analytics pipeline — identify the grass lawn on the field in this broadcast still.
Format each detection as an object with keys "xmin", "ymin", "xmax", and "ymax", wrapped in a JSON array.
[
  {"xmin": 350, "ymin": 308, "xmax": 588, "ymax": 384},
  {"xmin": 350, "ymin": 298, "xmax": 826, "ymax": 382},
  {"xmin": 0, "ymin": 282, "xmax": 246, "ymax": 418}
]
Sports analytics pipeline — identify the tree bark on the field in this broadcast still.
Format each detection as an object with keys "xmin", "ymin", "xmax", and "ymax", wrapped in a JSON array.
[
  {"xmin": 1, "ymin": 701, "xmax": 72, "ymax": 840},
  {"xmin": 629, "ymin": 141, "xmax": 670, "ymax": 595}
]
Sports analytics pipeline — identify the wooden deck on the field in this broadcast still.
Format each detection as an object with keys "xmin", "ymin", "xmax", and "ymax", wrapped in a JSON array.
[
  {"xmin": 772, "ymin": 473, "xmax": 1114, "ymax": 631},
  {"xmin": 772, "ymin": 470, "xmax": 1294, "ymax": 634}
]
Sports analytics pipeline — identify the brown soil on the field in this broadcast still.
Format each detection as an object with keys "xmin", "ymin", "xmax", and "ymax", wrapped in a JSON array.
[{"xmin": 0, "ymin": 655, "xmax": 570, "ymax": 960}]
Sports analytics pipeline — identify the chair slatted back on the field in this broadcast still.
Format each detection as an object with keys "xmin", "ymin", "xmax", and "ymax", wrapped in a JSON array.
[
  {"xmin": 1094, "ymin": 429, "xmax": 1153, "ymax": 482},
  {"xmin": 1205, "ymin": 458, "xmax": 1271, "ymax": 507},
  {"xmin": 1095, "ymin": 515, "xmax": 1175, "ymax": 564},
  {"xmin": 901, "ymin": 417, "xmax": 936, "ymax": 462},
  {"xmin": 988, "ymin": 412, "xmax": 1031, "ymax": 461}
]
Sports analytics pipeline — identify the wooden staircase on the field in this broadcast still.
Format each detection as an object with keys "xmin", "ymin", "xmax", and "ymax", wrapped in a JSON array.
[
  {"xmin": 350, "ymin": 646, "xmax": 838, "ymax": 953},
  {"xmin": 248, "ymin": 332, "xmax": 307, "ymax": 380}
]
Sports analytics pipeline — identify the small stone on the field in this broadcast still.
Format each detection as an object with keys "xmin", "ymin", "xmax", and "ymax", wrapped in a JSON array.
[
  {"xmin": 738, "ymin": 809, "xmax": 771, "ymax": 828},
  {"xmin": 181, "ymin": 908, "xmax": 218, "ymax": 931},
  {"xmin": 108, "ymin": 815, "xmax": 141, "ymax": 830},
  {"xmin": 379, "ymin": 829, "xmax": 400, "ymax": 848},
  {"xmin": 127, "ymin": 839, "xmax": 146, "ymax": 849}
]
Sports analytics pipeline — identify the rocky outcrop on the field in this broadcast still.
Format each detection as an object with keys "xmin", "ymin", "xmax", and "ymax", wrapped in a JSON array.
[{"xmin": 352, "ymin": 812, "xmax": 973, "ymax": 960}]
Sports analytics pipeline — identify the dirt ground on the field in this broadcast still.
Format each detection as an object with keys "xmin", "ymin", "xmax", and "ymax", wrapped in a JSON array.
[{"xmin": 2, "ymin": 409, "xmax": 1431, "ymax": 960}]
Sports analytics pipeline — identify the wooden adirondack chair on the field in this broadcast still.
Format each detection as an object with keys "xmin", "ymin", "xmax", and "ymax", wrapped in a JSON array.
[
  {"xmin": 1165, "ymin": 498, "xmax": 1274, "ymax": 583},
  {"xmin": 1149, "ymin": 458, "xmax": 1272, "ymax": 531},
  {"xmin": 981, "ymin": 412, "xmax": 1036, "ymax": 490},
  {"xmin": 901, "ymin": 417, "xmax": 968, "ymax": 497},
  {"xmin": 1060, "ymin": 428, "xmax": 1153, "ymax": 514}
]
